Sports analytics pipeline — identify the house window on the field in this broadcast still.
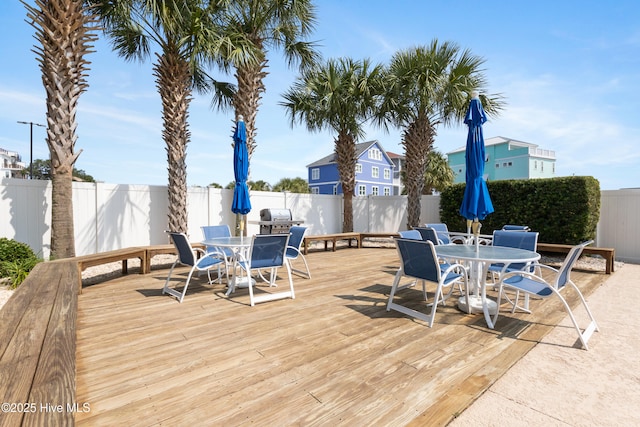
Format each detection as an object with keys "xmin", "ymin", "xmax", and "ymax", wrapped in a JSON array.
[
  {"xmin": 552, "ymin": 163, "xmax": 555, "ymax": 173},
  {"xmin": 333, "ymin": 185, "xmax": 338, "ymax": 195},
  {"xmin": 358, "ymin": 185, "xmax": 366, "ymax": 196},
  {"xmin": 384, "ymin": 168, "xmax": 390, "ymax": 180},
  {"xmin": 541, "ymin": 162, "xmax": 544, "ymax": 172},
  {"xmin": 355, "ymin": 163, "xmax": 362, "ymax": 173},
  {"xmin": 534, "ymin": 161, "xmax": 537, "ymax": 170},
  {"xmin": 368, "ymin": 148, "xmax": 382, "ymax": 160},
  {"xmin": 311, "ymin": 168, "xmax": 319, "ymax": 180},
  {"xmin": 495, "ymin": 163, "xmax": 499, "ymax": 168},
  {"xmin": 372, "ymin": 166, "xmax": 379, "ymax": 178},
  {"xmin": 372, "ymin": 186, "xmax": 379, "ymax": 196},
  {"xmin": 311, "ymin": 187, "xmax": 319, "ymax": 194},
  {"xmin": 383, "ymin": 187, "xmax": 390, "ymax": 196}
]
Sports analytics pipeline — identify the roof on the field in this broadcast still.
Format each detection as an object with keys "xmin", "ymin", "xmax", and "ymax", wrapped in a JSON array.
[
  {"xmin": 448, "ymin": 136, "xmax": 539, "ymax": 154},
  {"xmin": 306, "ymin": 140, "xmax": 393, "ymax": 167}
]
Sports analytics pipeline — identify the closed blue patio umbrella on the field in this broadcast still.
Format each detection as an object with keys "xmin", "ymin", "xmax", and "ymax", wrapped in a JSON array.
[
  {"xmin": 459, "ymin": 91, "xmax": 494, "ymax": 244},
  {"xmin": 232, "ymin": 116, "xmax": 251, "ymax": 235}
]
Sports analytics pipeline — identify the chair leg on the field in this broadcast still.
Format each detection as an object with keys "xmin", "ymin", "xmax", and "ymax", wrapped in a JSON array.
[
  {"xmin": 564, "ymin": 283, "xmax": 600, "ymax": 350},
  {"xmin": 162, "ymin": 261, "xmax": 185, "ymax": 302}
]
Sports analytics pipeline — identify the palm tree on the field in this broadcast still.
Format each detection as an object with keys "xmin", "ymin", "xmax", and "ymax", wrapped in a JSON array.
[
  {"xmin": 215, "ymin": 0, "xmax": 319, "ymax": 164},
  {"xmin": 248, "ymin": 180, "xmax": 272, "ymax": 191},
  {"xmin": 88, "ymin": 0, "xmax": 245, "ymax": 233},
  {"xmin": 23, "ymin": 0, "xmax": 99, "ymax": 259},
  {"xmin": 273, "ymin": 177, "xmax": 309, "ymax": 193},
  {"xmin": 281, "ymin": 58, "xmax": 386, "ymax": 232},
  {"xmin": 377, "ymin": 41, "xmax": 503, "ymax": 229},
  {"xmin": 423, "ymin": 150, "xmax": 454, "ymax": 195}
]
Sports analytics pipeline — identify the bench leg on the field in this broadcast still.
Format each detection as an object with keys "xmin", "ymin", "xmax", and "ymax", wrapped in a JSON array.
[{"xmin": 122, "ymin": 260, "xmax": 128, "ymax": 275}]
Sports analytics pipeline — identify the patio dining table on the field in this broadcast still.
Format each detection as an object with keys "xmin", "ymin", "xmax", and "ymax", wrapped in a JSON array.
[
  {"xmin": 436, "ymin": 245, "xmax": 540, "ymax": 329},
  {"xmin": 202, "ymin": 236, "xmax": 253, "ymax": 295}
]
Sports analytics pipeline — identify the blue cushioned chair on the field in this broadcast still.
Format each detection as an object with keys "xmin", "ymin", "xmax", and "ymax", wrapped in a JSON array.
[
  {"xmin": 413, "ymin": 227, "xmax": 440, "ymax": 245},
  {"xmin": 399, "ymin": 229, "xmax": 422, "ymax": 240},
  {"xmin": 234, "ymin": 234, "xmax": 295, "ymax": 306},
  {"xmin": 492, "ymin": 241, "xmax": 599, "ymax": 350},
  {"xmin": 162, "ymin": 232, "xmax": 226, "ymax": 303},
  {"xmin": 387, "ymin": 238, "xmax": 469, "ymax": 327},
  {"xmin": 286, "ymin": 226, "xmax": 311, "ymax": 279}
]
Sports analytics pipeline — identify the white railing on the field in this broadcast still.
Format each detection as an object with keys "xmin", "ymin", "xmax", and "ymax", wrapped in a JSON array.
[{"xmin": 1, "ymin": 178, "xmax": 638, "ymax": 263}]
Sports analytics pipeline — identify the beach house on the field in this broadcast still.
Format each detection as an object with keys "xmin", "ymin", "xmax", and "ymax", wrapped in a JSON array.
[
  {"xmin": 447, "ymin": 136, "xmax": 556, "ymax": 183},
  {"xmin": 307, "ymin": 140, "xmax": 395, "ymax": 196}
]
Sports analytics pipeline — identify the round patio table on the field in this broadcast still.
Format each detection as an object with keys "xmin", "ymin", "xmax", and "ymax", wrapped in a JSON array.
[
  {"xmin": 202, "ymin": 236, "xmax": 253, "ymax": 295},
  {"xmin": 436, "ymin": 245, "xmax": 540, "ymax": 329}
]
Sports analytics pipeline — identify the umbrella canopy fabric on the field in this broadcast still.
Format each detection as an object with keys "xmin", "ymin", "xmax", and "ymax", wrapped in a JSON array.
[
  {"xmin": 459, "ymin": 94, "xmax": 494, "ymax": 221},
  {"xmin": 231, "ymin": 119, "xmax": 251, "ymax": 215}
]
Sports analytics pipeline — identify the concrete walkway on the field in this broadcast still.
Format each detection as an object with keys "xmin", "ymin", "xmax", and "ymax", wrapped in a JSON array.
[{"xmin": 449, "ymin": 263, "xmax": 640, "ymax": 426}]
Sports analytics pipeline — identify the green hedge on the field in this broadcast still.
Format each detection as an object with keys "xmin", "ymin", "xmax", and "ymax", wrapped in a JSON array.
[{"xmin": 439, "ymin": 176, "xmax": 600, "ymax": 244}]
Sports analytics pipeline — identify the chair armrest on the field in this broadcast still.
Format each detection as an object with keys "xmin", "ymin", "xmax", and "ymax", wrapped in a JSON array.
[
  {"xmin": 498, "ymin": 263, "xmax": 559, "ymax": 287},
  {"xmin": 440, "ymin": 262, "xmax": 468, "ymax": 277}
]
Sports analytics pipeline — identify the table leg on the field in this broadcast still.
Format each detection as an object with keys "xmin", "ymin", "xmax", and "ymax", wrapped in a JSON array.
[{"xmin": 457, "ymin": 260, "xmax": 498, "ymax": 328}]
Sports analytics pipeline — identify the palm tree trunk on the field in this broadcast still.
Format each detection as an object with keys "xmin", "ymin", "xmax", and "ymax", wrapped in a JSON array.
[
  {"xmin": 335, "ymin": 132, "xmax": 356, "ymax": 232},
  {"xmin": 50, "ymin": 169, "xmax": 75, "ymax": 258},
  {"xmin": 25, "ymin": 0, "xmax": 98, "ymax": 258},
  {"xmin": 234, "ymin": 60, "xmax": 267, "ymax": 160},
  {"xmin": 402, "ymin": 115, "xmax": 434, "ymax": 229},
  {"xmin": 155, "ymin": 46, "xmax": 192, "ymax": 233}
]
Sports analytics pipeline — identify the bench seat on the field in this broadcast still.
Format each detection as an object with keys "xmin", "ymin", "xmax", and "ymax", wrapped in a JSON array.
[
  {"xmin": 71, "ymin": 247, "xmax": 148, "ymax": 292},
  {"xmin": 303, "ymin": 233, "xmax": 362, "ymax": 254},
  {"xmin": 0, "ymin": 261, "xmax": 78, "ymax": 426},
  {"xmin": 537, "ymin": 243, "xmax": 615, "ymax": 274}
]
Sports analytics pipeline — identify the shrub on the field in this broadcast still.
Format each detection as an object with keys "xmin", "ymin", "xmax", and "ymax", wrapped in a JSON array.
[
  {"xmin": 440, "ymin": 176, "xmax": 600, "ymax": 244},
  {"xmin": 0, "ymin": 238, "xmax": 41, "ymax": 288},
  {"xmin": 3, "ymin": 258, "xmax": 40, "ymax": 289}
]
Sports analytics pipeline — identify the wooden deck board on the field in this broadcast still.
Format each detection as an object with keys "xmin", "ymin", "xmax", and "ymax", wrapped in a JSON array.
[{"xmin": 75, "ymin": 248, "xmax": 605, "ymax": 426}]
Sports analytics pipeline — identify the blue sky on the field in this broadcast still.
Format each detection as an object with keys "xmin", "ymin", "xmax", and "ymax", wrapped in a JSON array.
[{"xmin": 1, "ymin": 1, "xmax": 639, "ymax": 190}]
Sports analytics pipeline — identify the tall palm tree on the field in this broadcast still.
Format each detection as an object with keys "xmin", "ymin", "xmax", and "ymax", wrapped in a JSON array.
[
  {"xmin": 281, "ymin": 58, "xmax": 386, "ymax": 232},
  {"xmin": 377, "ymin": 41, "xmax": 503, "ymax": 229},
  {"xmin": 215, "ymin": 0, "xmax": 319, "ymax": 163},
  {"xmin": 23, "ymin": 0, "xmax": 99, "ymax": 259},
  {"xmin": 88, "ymin": 0, "xmax": 246, "ymax": 233}
]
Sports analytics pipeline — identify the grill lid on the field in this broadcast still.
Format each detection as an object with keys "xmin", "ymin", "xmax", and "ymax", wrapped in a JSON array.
[{"xmin": 260, "ymin": 208, "xmax": 292, "ymax": 222}]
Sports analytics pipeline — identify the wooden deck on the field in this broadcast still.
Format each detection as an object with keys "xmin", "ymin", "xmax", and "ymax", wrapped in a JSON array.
[{"xmin": 74, "ymin": 247, "xmax": 605, "ymax": 426}]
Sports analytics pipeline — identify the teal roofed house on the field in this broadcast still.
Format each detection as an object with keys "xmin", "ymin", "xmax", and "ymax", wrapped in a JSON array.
[{"xmin": 447, "ymin": 136, "xmax": 556, "ymax": 183}]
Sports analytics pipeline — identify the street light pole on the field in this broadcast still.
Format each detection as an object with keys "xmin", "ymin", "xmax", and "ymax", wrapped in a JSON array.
[{"xmin": 17, "ymin": 120, "xmax": 46, "ymax": 179}]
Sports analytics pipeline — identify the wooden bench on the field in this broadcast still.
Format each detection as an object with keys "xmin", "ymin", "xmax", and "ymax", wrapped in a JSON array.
[
  {"xmin": 537, "ymin": 243, "xmax": 616, "ymax": 274},
  {"xmin": 303, "ymin": 232, "xmax": 362, "ymax": 254},
  {"xmin": 71, "ymin": 247, "xmax": 148, "ymax": 292},
  {"xmin": 359, "ymin": 232, "xmax": 399, "ymax": 247},
  {"xmin": 0, "ymin": 261, "xmax": 78, "ymax": 426}
]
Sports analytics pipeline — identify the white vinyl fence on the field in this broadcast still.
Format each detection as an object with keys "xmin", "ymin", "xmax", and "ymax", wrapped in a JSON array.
[{"xmin": 1, "ymin": 178, "xmax": 638, "ymax": 263}]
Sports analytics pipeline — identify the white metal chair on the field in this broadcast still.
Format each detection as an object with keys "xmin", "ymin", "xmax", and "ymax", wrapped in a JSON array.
[
  {"xmin": 234, "ymin": 234, "xmax": 295, "ymax": 306},
  {"xmin": 489, "ymin": 230, "xmax": 540, "ymax": 309},
  {"xmin": 399, "ymin": 229, "xmax": 422, "ymax": 240},
  {"xmin": 502, "ymin": 224, "xmax": 531, "ymax": 231},
  {"xmin": 489, "ymin": 230, "xmax": 539, "ymax": 279},
  {"xmin": 162, "ymin": 232, "xmax": 226, "ymax": 303},
  {"xmin": 492, "ymin": 240, "xmax": 599, "ymax": 350},
  {"xmin": 414, "ymin": 226, "xmax": 440, "ymax": 245},
  {"xmin": 387, "ymin": 238, "xmax": 468, "ymax": 327},
  {"xmin": 286, "ymin": 226, "xmax": 311, "ymax": 279},
  {"xmin": 200, "ymin": 225, "xmax": 233, "ymax": 283}
]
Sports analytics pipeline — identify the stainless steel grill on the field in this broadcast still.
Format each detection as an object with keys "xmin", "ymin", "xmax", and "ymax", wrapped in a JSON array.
[{"xmin": 259, "ymin": 208, "xmax": 303, "ymax": 234}]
